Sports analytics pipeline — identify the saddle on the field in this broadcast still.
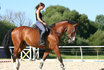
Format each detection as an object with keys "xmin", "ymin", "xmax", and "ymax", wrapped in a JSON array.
[{"xmin": 33, "ymin": 24, "xmax": 50, "ymax": 37}]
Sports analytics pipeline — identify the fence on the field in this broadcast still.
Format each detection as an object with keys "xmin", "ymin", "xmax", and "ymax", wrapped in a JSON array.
[
  {"xmin": 0, "ymin": 46, "xmax": 104, "ymax": 60},
  {"xmin": 0, "ymin": 46, "xmax": 39, "ymax": 60},
  {"xmin": 59, "ymin": 46, "xmax": 104, "ymax": 60}
]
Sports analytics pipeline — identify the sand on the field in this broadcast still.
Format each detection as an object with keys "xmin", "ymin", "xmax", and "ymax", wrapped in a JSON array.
[{"xmin": 0, "ymin": 59, "xmax": 104, "ymax": 70}]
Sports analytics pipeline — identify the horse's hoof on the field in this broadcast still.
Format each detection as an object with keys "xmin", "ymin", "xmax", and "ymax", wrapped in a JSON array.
[
  {"xmin": 62, "ymin": 68, "xmax": 65, "ymax": 70},
  {"xmin": 39, "ymin": 62, "xmax": 43, "ymax": 69},
  {"xmin": 60, "ymin": 64, "xmax": 65, "ymax": 70}
]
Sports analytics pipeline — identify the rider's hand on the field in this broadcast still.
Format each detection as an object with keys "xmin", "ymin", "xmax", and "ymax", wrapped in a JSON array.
[{"xmin": 43, "ymin": 22, "xmax": 47, "ymax": 26}]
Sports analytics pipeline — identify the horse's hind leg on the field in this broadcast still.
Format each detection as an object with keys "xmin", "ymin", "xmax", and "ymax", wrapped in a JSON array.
[
  {"xmin": 40, "ymin": 49, "xmax": 51, "ymax": 69},
  {"xmin": 13, "ymin": 46, "xmax": 20, "ymax": 70},
  {"xmin": 53, "ymin": 46, "xmax": 65, "ymax": 70},
  {"xmin": 13, "ymin": 45, "xmax": 26, "ymax": 70}
]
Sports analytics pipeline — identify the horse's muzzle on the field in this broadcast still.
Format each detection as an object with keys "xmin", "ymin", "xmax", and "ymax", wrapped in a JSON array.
[{"xmin": 68, "ymin": 37, "xmax": 75, "ymax": 43}]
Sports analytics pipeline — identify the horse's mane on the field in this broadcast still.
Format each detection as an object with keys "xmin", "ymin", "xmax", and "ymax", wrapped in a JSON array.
[{"xmin": 50, "ymin": 20, "xmax": 76, "ymax": 27}]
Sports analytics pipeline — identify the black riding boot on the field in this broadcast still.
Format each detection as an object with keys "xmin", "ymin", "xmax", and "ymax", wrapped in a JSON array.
[{"xmin": 39, "ymin": 34, "xmax": 46, "ymax": 46}]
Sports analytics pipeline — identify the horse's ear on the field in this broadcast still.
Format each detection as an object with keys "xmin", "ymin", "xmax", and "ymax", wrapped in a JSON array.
[{"xmin": 75, "ymin": 23, "xmax": 79, "ymax": 26}]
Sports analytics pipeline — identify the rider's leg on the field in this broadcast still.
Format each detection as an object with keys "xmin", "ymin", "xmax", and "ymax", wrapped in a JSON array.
[{"xmin": 35, "ymin": 21, "xmax": 46, "ymax": 46}]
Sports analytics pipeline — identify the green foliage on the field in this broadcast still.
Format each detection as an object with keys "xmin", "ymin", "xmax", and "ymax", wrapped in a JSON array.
[
  {"xmin": 75, "ymin": 37, "xmax": 89, "ymax": 46},
  {"xmin": 78, "ymin": 14, "xmax": 98, "ymax": 39},
  {"xmin": 67, "ymin": 10, "xmax": 79, "ymax": 22},
  {"xmin": 88, "ymin": 30, "xmax": 104, "ymax": 46},
  {"xmin": 0, "ymin": 20, "xmax": 16, "ymax": 45},
  {"xmin": 88, "ymin": 30, "xmax": 104, "ymax": 51},
  {"xmin": 42, "ymin": 5, "xmax": 99, "ymax": 46},
  {"xmin": 42, "ymin": 5, "xmax": 71, "ymax": 25},
  {"xmin": 95, "ymin": 14, "xmax": 104, "ymax": 30},
  {"xmin": 60, "ymin": 33, "xmax": 69, "ymax": 46}
]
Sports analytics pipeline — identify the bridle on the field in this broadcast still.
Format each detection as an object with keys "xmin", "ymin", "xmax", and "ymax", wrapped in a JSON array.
[
  {"xmin": 71, "ymin": 24, "xmax": 76, "ymax": 35},
  {"xmin": 48, "ymin": 24, "xmax": 77, "ymax": 37},
  {"xmin": 68, "ymin": 24, "xmax": 76, "ymax": 40}
]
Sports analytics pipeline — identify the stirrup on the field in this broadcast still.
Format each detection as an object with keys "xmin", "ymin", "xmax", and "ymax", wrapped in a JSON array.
[{"xmin": 39, "ymin": 40, "xmax": 45, "ymax": 46}]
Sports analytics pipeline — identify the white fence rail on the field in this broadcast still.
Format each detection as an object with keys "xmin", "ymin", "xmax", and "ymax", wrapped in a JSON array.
[
  {"xmin": 0, "ymin": 46, "xmax": 104, "ymax": 60},
  {"xmin": 59, "ymin": 46, "xmax": 104, "ymax": 60}
]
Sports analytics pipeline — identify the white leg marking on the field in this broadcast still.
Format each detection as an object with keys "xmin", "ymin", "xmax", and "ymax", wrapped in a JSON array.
[
  {"xmin": 13, "ymin": 62, "xmax": 17, "ymax": 70},
  {"xmin": 16, "ymin": 59, "xmax": 20, "ymax": 70},
  {"xmin": 13, "ymin": 59, "xmax": 20, "ymax": 70},
  {"xmin": 40, "ymin": 59, "xmax": 44, "ymax": 69},
  {"xmin": 73, "ymin": 36, "xmax": 76, "ymax": 41}
]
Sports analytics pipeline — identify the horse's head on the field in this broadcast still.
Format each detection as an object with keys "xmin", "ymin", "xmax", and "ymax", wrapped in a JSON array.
[
  {"xmin": 66, "ymin": 23, "xmax": 78, "ymax": 43},
  {"xmin": 50, "ymin": 20, "xmax": 79, "ymax": 43}
]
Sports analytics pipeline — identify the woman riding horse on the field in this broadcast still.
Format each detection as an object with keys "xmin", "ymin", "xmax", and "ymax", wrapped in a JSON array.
[{"xmin": 3, "ymin": 2, "xmax": 79, "ymax": 70}]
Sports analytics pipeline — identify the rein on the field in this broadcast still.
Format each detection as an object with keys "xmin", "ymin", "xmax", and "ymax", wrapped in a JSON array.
[
  {"xmin": 71, "ymin": 24, "xmax": 76, "ymax": 34},
  {"xmin": 46, "ymin": 25, "xmax": 61, "ymax": 35},
  {"xmin": 68, "ymin": 24, "xmax": 76, "ymax": 39}
]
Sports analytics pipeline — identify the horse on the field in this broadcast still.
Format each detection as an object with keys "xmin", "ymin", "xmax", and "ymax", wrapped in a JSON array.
[{"xmin": 3, "ymin": 20, "xmax": 78, "ymax": 70}]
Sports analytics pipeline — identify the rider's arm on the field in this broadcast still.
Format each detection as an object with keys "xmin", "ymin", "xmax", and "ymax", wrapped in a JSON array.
[{"xmin": 36, "ymin": 10, "xmax": 46, "ymax": 25}]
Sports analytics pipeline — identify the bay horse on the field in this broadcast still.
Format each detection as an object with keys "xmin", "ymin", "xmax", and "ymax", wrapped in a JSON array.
[{"xmin": 3, "ymin": 20, "xmax": 78, "ymax": 70}]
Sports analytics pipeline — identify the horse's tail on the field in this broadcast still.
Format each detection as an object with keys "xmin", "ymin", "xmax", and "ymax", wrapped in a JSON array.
[{"xmin": 2, "ymin": 28, "xmax": 14, "ymax": 58}]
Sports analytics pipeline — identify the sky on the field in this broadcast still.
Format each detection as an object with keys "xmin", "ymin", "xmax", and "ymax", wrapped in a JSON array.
[{"xmin": 0, "ymin": 0, "xmax": 104, "ymax": 24}]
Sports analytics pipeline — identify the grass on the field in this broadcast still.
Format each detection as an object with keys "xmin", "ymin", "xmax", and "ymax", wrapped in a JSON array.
[{"xmin": 47, "ymin": 53, "xmax": 104, "ymax": 59}]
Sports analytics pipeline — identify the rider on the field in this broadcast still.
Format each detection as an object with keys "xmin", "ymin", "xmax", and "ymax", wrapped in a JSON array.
[{"xmin": 35, "ymin": 2, "xmax": 47, "ymax": 46}]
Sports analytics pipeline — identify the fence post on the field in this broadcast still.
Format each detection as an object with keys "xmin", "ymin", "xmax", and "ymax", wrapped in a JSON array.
[
  {"xmin": 32, "ymin": 48, "xmax": 39, "ymax": 60},
  {"xmin": 80, "ymin": 47, "xmax": 83, "ymax": 61},
  {"xmin": 37, "ymin": 48, "xmax": 39, "ymax": 59},
  {"xmin": 21, "ymin": 51, "xmax": 22, "ymax": 59},
  {"xmin": 97, "ymin": 50, "xmax": 99, "ymax": 59},
  {"xmin": 76, "ymin": 51, "xmax": 77, "ymax": 59},
  {"xmin": 29, "ymin": 46, "xmax": 32, "ymax": 60},
  {"xmin": 10, "ymin": 47, "xmax": 12, "ymax": 59}
]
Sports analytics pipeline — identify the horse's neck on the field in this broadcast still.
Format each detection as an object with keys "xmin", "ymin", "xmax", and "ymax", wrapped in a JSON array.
[{"xmin": 51, "ymin": 23, "xmax": 67, "ymax": 37}]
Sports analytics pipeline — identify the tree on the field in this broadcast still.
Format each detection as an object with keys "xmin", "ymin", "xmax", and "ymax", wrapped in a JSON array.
[
  {"xmin": 0, "ymin": 6, "xmax": 2, "ymax": 20},
  {"xmin": 0, "ymin": 20, "xmax": 16, "ymax": 45},
  {"xmin": 1, "ymin": 10, "xmax": 32, "ymax": 27},
  {"xmin": 67, "ymin": 10, "xmax": 79, "ymax": 22},
  {"xmin": 42, "ymin": 5, "xmax": 70, "ymax": 25},
  {"xmin": 88, "ymin": 30, "xmax": 104, "ymax": 46},
  {"xmin": 2, "ymin": 10, "xmax": 15, "ymax": 23},
  {"xmin": 14, "ymin": 12, "xmax": 25, "ymax": 26},
  {"xmin": 95, "ymin": 14, "xmax": 104, "ymax": 30},
  {"xmin": 42, "ymin": 5, "xmax": 98, "ymax": 46},
  {"xmin": 77, "ymin": 14, "xmax": 98, "ymax": 39}
]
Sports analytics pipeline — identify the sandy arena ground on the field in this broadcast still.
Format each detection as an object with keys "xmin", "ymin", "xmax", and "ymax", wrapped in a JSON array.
[{"xmin": 0, "ymin": 59, "xmax": 104, "ymax": 70}]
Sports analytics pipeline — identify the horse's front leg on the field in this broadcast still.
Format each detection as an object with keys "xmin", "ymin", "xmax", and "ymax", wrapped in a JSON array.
[
  {"xmin": 58, "ymin": 57, "xmax": 65, "ymax": 70},
  {"xmin": 53, "ymin": 46, "xmax": 65, "ymax": 70},
  {"xmin": 40, "ymin": 49, "xmax": 51, "ymax": 70}
]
